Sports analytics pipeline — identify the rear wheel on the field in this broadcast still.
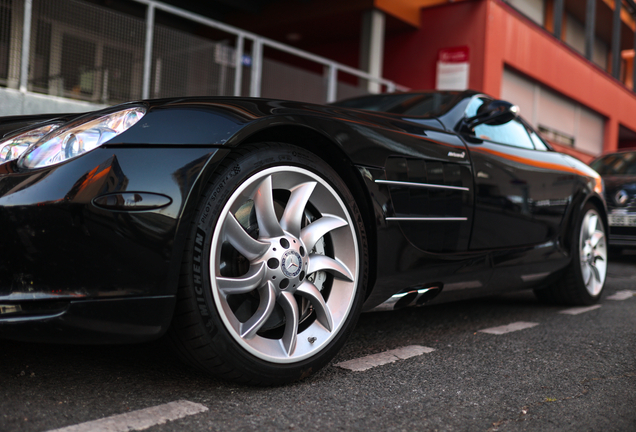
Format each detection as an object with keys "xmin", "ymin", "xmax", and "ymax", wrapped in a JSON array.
[
  {"xmin": 534, "ymin": 203, "xmax": 607, "ymax": 305},
  {"xmin": 168, "ymin": 143, "xmax": 367, "ymax": 385}
]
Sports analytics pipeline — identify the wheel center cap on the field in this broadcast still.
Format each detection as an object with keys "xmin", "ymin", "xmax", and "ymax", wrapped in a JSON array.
[{"xmin": 281, "ymin": 250, "xmax": 302, "ymax": 278}]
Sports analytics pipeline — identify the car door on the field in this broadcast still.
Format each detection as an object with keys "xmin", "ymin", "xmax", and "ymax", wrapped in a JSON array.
[
  {"xmin": 382, "ymin": 130, "xmax": 474, "ymax": 253},
  {"xmin": 459, "ymin": 96, "xmax": 576, "ymax": 250}
]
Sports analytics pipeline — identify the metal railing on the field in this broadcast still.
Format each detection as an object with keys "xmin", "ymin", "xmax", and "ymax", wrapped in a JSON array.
[
  {"xmin": 131, "ymin": 0, "xmax": 407, "ymax": 100},
  {"xmin": 3, "ymin": 0, "xmax": 407, "ymax": 107}
]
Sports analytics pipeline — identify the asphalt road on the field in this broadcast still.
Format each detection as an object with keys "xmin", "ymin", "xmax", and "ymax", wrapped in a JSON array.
[{"xmin": 2, "ymin": 251, "xmax": 635, "ymax": 432}]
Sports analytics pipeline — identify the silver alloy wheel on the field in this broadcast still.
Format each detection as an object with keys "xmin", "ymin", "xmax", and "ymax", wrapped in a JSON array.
[
  {"xmin": 579, "ymin": 208, "xmax": 607, "ymax": 296},
  {"xmin": 209, "ymin": 166, "xmax": 359, "ymax": 363}
]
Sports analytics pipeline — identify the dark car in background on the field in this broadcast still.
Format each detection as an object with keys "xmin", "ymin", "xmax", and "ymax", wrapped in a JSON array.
[{"xmin": 590, "ymin": 151, "xmax": 636, "ymax": 249}]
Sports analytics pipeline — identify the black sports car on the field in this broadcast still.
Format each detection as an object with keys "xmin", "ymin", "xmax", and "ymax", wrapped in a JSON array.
[
  {"xmin": 590, "ymin": 150, "xmax": 636, "ymax": 248},
  {"xmin": 0, "ymin": 91, "xmax": 608, "ymax": 385}
]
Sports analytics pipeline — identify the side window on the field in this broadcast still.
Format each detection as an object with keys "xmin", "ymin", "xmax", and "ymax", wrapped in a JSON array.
[
  {"xmin": 465, "ymin": 97, "xmax": 535, "ymax": 150},
  {"xmin": 529, "ymin": 130, "xmax": 549, "ymax": 151}
]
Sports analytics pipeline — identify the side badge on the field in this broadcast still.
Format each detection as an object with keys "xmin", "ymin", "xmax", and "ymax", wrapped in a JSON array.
[{"xmin": 448, "ymin": 151, "xmax": 465, "ymax": 159}]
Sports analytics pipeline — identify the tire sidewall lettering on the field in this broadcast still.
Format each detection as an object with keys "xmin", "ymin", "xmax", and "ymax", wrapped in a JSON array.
[{"xmin": 182, "ymin": 143, "xmax": 367, "ymax": 380}]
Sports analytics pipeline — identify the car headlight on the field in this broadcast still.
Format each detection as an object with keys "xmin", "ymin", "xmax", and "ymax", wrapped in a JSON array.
[
  {"xmin": 19, "ymin": 106, "xmax": 146, "ymax": 169},
  {"xmin": 0, "ymin": 123, "xmax": 61, "ymax": 163}
]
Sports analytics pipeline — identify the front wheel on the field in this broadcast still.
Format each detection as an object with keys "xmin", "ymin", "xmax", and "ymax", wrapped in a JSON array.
[
  {"xmin": 168, "ymin": 143, "xmax": 367, "ymax": 385},
  {"xmin": 534, "ymin": 203, "xmax": 608, "ymax": 305}
]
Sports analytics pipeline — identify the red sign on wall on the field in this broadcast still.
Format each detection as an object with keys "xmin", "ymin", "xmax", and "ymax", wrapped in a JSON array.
[
  {"xmin": 438, "ymin": 46, "xmax": 470, "ymax": 63},
  {"xmin": 436, "ymin": 46, "xmax": 470, "ymax": 91}
]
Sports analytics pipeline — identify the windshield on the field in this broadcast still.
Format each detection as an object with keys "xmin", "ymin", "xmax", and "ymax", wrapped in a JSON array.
[
  {"xmin": 333, "ymin": 92, "xmax": 462, "ymax": 117},
  {"xmin": 590, "ymin": 151, "xmax": 636, "ymax": 175}
]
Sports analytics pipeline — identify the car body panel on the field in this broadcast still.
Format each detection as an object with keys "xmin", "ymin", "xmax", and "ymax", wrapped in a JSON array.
[{"xmin": 0, "ymin": 92, "xmax": 607, "ymax": 342}]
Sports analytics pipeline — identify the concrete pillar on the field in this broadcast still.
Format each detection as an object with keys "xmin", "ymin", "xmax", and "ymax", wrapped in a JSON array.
[
  {"xmin": 359, "ymin": 9, "xmax": 385, "ymax": 93},
  {"xmin": 604, "ymin": 117, "xmax": 619, "ymax": 153},
  {"xmin": 142, "ymin": 3, "xmax": 155, "ymax": 100},
  {"xmin": 19, "ymin": 0, "xmax": 32, "ymax": 93}
]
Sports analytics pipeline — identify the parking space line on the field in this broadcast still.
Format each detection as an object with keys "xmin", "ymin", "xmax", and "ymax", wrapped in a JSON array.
[
  {"xmin": 478, "ymin": 321, "xmax": 539, "ymax": 335},
  {"xmin": 336, "ymin": 345, "xmax": 435, "ymax": 372},
  {"xmin": 47, "ymin": 400, "xmax": 208, "ymax": 432},
  {"xmin": 606, "ymin": 291, "xmax": 636, "ymax": 301},
  {"xmin": 559, "ymin": 305, "xmax": 601, "ymax": 315}
]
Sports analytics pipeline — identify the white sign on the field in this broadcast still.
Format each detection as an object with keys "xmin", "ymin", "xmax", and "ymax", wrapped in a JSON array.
[
  {"xmin": 436, "ymin": 46, "xmax": 470, "ymax": 91},
  {"xmin": 436, "ymin": 62, "xmax": 470, "ymax": 90}
]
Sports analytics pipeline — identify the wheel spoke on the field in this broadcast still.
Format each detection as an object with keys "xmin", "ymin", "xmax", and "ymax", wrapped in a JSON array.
[
  {"xmin": 297, "ymin": 281, "xmax": 333, "ymax": 332},
  {"xmin": 589, "ymin": 263, "xmax": 601, "ymax": 284},
  {"xmin": 217, "ymin": 262, "xmax": 267, "ymax": 296},
  {"xmin": 240, "ymin": 281, "xmax": 277, "ymax": 339},
  {"xmin": 301, "ymin": 215, "xmax": 347, "ymax": 251},
  {"xmin": 587, "ymin": 214, "xmax": 598, "ymax": 238},
  {"xmin": 280, "ymin": 182, "xmax": 317, "ymax": 237},
  {"xmin": 278, "ymin": 291, "xmax": 299, "ymax": 356},
  {"xmin": 253, "ymin": 175, "xmax": 284, "ymax": 238},
  {"xmin": 581, "ymin": 262, "xmax": 592, "ymax": 286},
  {"xmin": 307, "ymin": 254, "xmax": 353, "ymax": 282},
  {"xmin": 590, "ymin": 231, "xmax": 604, "ymax": 249},
  {"xmin": 223, "ymin": 213, "xmax": 269, "ymax": 261}
]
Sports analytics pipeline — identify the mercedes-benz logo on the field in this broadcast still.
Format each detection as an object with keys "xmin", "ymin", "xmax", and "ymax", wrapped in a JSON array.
[
  {"xmin": 615, "ymin": 189, "xmax": 629, "ymax": 206},
  {"xmin": 281, "ymin": 250, "xmax": 302, "ymax": 278}
]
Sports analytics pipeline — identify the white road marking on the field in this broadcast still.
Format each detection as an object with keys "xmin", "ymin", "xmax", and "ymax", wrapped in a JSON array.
[
  {"xmin": 47, "ymin": 400, "xmax": 208, "ymax": 432},
  {"xmin": 559, "ymin": 305, "xmax": 601, "ymax": 315},
  {"xmin": 336, "ymin": 345, "xmax": 435, "ymax": 372},
  {"xmin": 478, "ymin": 321, "xmax": 539, "ymax": 335},
  {"xmin": 606, "ymin": 290, "xmax": 636, "ymax": 301}
]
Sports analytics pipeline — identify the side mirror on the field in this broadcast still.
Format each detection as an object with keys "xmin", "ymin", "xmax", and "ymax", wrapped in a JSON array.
[{"xmin": 464, "ymin": 100, "xmax": 519, "ymax": 131}]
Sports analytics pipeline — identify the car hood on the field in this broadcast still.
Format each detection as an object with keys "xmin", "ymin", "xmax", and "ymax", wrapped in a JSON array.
[{"xmin": 601, "ymin": 175, "xmax": 636, "ymax": 192}]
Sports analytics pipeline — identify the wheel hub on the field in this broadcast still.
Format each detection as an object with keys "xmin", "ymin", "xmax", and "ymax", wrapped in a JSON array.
[{"xmin": 259, "ymin": 235, "xmax": 308, "ymax": 294}]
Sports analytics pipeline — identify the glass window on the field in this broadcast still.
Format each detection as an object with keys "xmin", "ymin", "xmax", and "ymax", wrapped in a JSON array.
[
  {"xmin": 590, "ymin": 152, "xmax": 636, "ymax": 175},
  {"xmin": 333, "ymin": 92, "xmax": 462, "ymax": 118},
  {"xmin": 529, "ymin": 130, "xmax": 549, "ymax": 151},
  {"xmin": 465, "ymin": 97, "xmax": 535, "ymax": 149}
]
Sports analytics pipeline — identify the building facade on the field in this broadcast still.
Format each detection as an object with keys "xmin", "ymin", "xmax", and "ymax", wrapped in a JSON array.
[
  {"xmin": 1, "ymin": 0, "xmax": 635, "ymax": 162},
  {"xmin": 379, "ymin": 0, "xmax": 636, "ymax": 161}
]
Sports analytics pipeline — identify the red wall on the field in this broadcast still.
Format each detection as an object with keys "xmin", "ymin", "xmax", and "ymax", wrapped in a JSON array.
[{"xmin": 383, "ymin": 1, "xmax": 488, "ymax": 91}]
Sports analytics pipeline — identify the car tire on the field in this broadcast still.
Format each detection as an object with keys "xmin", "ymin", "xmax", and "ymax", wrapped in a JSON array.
[
  {"xmin": 168, "ymin": 143, "xmax": 368, "ymax": 385},
  {"xmin": 534, "ymin": 203, "xmax": 608, "ymax": 305}
]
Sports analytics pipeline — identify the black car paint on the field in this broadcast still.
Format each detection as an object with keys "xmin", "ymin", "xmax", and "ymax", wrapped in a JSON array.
[{"xmin": 0, "ymin": 93, "xmax": 606, "ymax": 343}]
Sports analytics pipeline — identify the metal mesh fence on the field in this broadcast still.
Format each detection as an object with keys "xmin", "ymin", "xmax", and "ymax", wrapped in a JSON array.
[
  {"xmin": 261, "ymin": 57, "xmax": 326, "ymax": 104},
  {"xmin": 2, "ymin": 0, "xmax": 389, "ymax": 107},
  {"xmin": 30, "ymin": 0, "xmax": 146, "ymax": 104},
  {"xmin": 261, "ymin": 57, "xmax": 369, "ymax": 104},
  {"xmin": 0, "ymin": 0, "xmax": 23, "ymax": 88},
  {"xmin": 151, "ymin": 24, "xmax": 236, "ymax": 99},
  {"xmin": 337, "ymin": 71, "xmax": 370, "ymax": 101}
]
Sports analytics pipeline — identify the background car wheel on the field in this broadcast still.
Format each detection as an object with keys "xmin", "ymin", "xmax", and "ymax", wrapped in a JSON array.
[
  {"xmin": 534, "ymin": 203, "xmax": 608, "ymax": 305},
  {"xmin": 168, "ymin": 143, "xmax": 368, "ymax": 385}
]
